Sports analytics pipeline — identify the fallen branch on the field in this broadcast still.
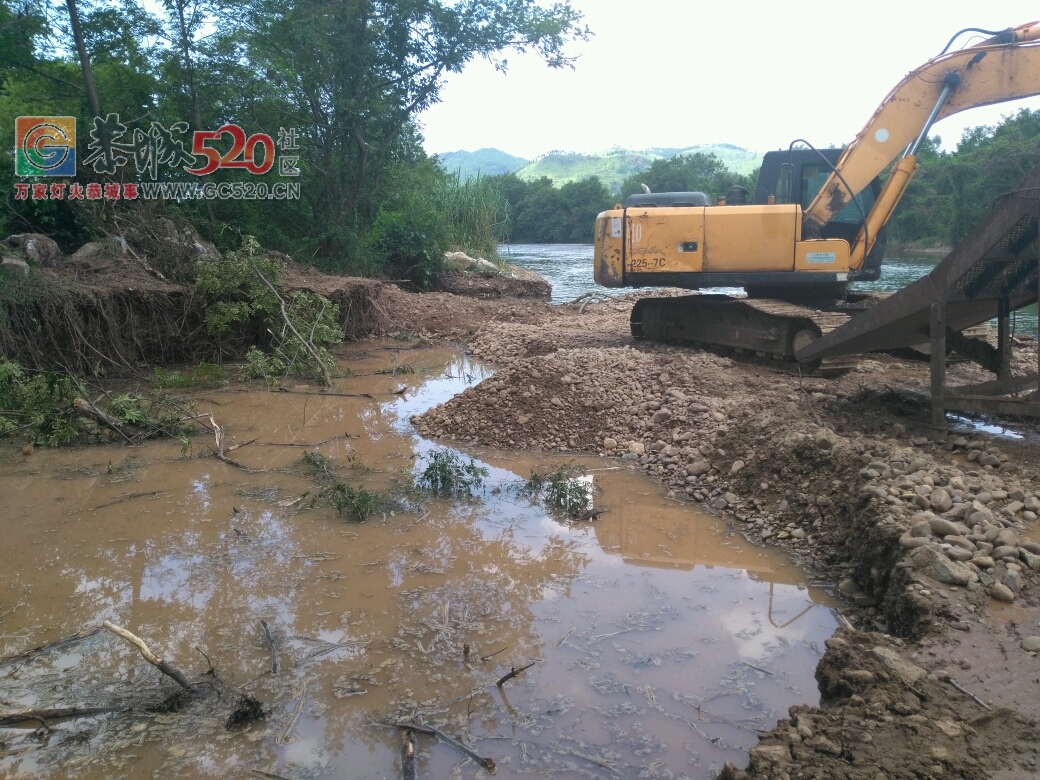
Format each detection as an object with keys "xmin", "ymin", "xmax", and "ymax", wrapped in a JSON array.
[
  {"xmin": 0, "ymin": 705, "xmax": 124, "ymax": 727},
  {"xmin": 495, "ymin": 661, "xmax": 536, "ymax": 687},
  {"xmin": 73, "ymin": 398, "xmax": 134, "ymax": 443},
  {"xmin": 90, "ymin": 491, "xmax": 166, "ymax": 511},
  {"xmin": 260, "ymin": 619, "xmax": 279, "ymax": 674},
  {"xmin": 376, "ymin": 721, "xmax": 496, "ymax": 773},
  {"xmin": 949, "ymin": 677, "xmax": 991, "ymax": 710},
  {"xmin": 0, "ymin": 627, "xmax": 102, "ymax": 668},
  {"xmin": 102, "ymin": 620, "xmax": 193, "ymax": 689},
  {"xmin": 275, "ymin": 389, "xmax": 376, "ymax": 399},
  {"xmin": 253, "ymin": 263, "xmax": 333, "ymax": 387},
  {"xmin": 402, "ymin": 730, "xmax": 417, "ymax": 780},
  {"xmin": 739, "ymin": 660, "xmax": 774, "ymax": 676}
]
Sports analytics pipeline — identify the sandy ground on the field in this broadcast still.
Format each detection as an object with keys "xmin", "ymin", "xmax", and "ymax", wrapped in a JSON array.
[{"xmin": 374, "ymin": 285, "xmax": 1040, "ymax": 780}]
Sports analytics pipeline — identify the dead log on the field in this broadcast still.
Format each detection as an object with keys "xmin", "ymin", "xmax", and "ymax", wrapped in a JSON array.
[
  {"xmin": 401, "ymin": 729, "xmax": 417, "ymax": 780},
  {"xmin": 0, "ymin": 705, "xmax": 124, "ymax": 727},
  {"xmin": 102, "ymin": 620, "xmax": 193, "ymax": 689}
]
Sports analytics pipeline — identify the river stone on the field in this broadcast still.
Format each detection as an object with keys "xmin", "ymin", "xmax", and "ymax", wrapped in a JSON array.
[
  {"xmin": 900, "ymin": 533, "xmax": 930, "ymax": 549},
  {"xmin": 928, "ymin": 516, "xmax": 961, "ymax": 537},
  {"xmin": 871, "ymin": 646, "xmax": 926, "ymax": 685},
  {"xmin": 730, "ymin": 460, "xmax": 745, "ymax": 475},
  {"xmin": 1021, "ymin": 551, "xmax": 1040, "ymax": 571},
  {"xmin": 990, "ymin": 582, "xmax": 1015, "ymax": 602},
  {"xmin": 910, "ymin": 546, "xmax": 976, "ymax": 585},
  {"xmin": 910, "ymin": 522, "xmax": 932, "ymax": 538},
  {"xmin": 629, "ymin": 442, "xmax": 646, "ymax": 455},
  {"xmin": 930, "ymin": 489, "xmax": 953, "ymax": 512},
  {"xmin": 1004, "ymin": 500, "xmax": 1025, "ymax": 516},
  {"xmin": 687, "ymin": 460, "xmax": 710, "ymax": 476},
  {"xmin": 791, "ymin": 528, "xmax": 806, "ymax": 539},
  {"xmin": 1021, "ymin": 636, "xmax": 1040, "ymax": 652},
  {"xmin": 995, "ymin": 528, "xmax": 1020, "ymax": 547},
  {"xmin": 652, "ymin": 409, "xmax": 671, "ymax": 424},
  {"xmin": 749, "ymin": 744, "xmax": 791, "ymax": 767},
  {"xmin": 1002, "ymin": 569, "xmax": 1022, "ymax": 594},
  {"xmin": 992, "ymin": 545, "xmax": 1020, "ymax": 561},
  {"xmin": 839, "ymin": 578, "xmax": 862, "ymax": 597},
  {"xmin": 1026, "ymin": 496, "xmax": 1040, "ymax": 513},
  {"xmin": 971, "ymin": 556, "xmax": 995, "ymax": 569},
  {"xmin": 843, "ymin": 669, "xmax": 875, "ymax": 684},
  {"xmin": 946, "ymin": 547, "xmax": 974, "ymax": 562},
  {"xmin": 603, "ymin": 438, "xmax": 617, "ymax": 450},
  {"xmin": 1023, "ymin": 541, "xmax": 1040, "ymax": 555}
]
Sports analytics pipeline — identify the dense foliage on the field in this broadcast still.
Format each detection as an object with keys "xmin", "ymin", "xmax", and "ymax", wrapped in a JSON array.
[
  {"xmin": 494, "ymin": 173, "xmax": 614, "ymax": 243},
  {"xmin": 1, "ymin": 0, "xmax": 586, "ymax": 274}
]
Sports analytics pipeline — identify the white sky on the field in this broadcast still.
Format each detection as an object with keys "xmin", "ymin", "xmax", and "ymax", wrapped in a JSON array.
[{"xmin": 420, "ymin": 1, "xmax": 1040, "ymax": 159}]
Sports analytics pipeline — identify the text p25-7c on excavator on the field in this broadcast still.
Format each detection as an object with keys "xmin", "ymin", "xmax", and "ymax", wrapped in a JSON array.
[{"xmin": 593, "ymin": 21, "xmax": 1040, "ymax": 376}]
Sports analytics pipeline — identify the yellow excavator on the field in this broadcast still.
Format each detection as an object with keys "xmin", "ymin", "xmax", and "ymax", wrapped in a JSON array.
[{"xmin": 593, "ymin": 22, "xmax": 1040, "ymax": 373}]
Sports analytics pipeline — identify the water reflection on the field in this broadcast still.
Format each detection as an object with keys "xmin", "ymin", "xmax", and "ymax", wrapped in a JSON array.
[{"xmin": 0, "ymin": 343, "xmax": 836, "ymax": 780}]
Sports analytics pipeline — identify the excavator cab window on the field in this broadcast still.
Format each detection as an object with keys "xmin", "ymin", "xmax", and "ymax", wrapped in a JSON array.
[
  {"xmin": 774, "ymin": 163, "xmax": 793, "ymax": 204},
  {"xmin": 800, "ymin": 164, "xmax": 875, "ymax": 225}
]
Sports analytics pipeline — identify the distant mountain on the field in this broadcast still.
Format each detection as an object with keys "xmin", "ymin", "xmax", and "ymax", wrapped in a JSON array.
[
  {"xmin": 436, "ymin": 148, "xmax": 529, "ymax": 179},
  {"xmin": 516, "ymin": 144, "xmax": 762, "ymax": 192}
]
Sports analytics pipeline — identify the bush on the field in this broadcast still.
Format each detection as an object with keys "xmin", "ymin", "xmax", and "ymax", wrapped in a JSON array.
[
  {"xmin": 0, "ymin": 360, "xmax": 80, "ymax": 445},
  {"xmin": 525, "ymin": 464, "xmax": 596, "ymax": 518},
  {"xmin": 415, "ymin": 447, "xmax": 489, "ymax": 496},
  {"xmin": 364, "ymin": 204, "xmax": 449, "ymax": 290}
]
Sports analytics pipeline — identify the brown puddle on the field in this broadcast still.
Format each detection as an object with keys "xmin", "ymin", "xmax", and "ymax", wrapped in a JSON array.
[{"xmin": 0, "ymin": 342, "xmax": 837, "ymax": 779}]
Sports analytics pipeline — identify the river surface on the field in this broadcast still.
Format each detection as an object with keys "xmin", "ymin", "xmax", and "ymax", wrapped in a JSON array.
[
  {"xmin": 0, "ymin": 342, "xmax": 838, "ymax": 780},
  {"xmin": 501, "ymin": 243, "xmax": 1040, "ymax": 335}
]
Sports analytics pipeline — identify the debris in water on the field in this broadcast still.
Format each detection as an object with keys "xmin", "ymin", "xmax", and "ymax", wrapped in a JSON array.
[{"xmin": 226, "ymin": 694, "xmax": 266, "ymax": 729}]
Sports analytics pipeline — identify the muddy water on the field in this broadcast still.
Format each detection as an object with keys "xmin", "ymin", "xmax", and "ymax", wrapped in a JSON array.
[{"xmin": 0, "ymin": 343, "xmax": 838, "ymax": 779}]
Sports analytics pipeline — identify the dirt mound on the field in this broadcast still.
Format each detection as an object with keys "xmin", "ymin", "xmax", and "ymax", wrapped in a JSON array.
[{"xmin": 720, "ymin": 629, "xmax": 1040, "ymax": 780}]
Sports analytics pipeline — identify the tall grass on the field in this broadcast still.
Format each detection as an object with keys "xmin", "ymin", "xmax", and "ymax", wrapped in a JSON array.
[{"xmin": 433, "ymin": 173, "xmax": 510, "ymax": 262}]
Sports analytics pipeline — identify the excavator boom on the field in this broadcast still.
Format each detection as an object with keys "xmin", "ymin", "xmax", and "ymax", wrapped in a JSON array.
[{"xmin": 806, "ymin": 30, "xmax": 1040, "ymax": 231}]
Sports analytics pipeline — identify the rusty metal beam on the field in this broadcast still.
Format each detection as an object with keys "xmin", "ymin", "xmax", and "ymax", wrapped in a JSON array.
[{"xmin": 930, "ymin": 302, "xmax": 946, "ymax": 431}]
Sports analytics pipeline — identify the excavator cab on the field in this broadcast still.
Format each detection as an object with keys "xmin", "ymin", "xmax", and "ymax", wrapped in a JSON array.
[{"xmin": 753, "ymin": 149, "xmax": 886, "ymax": 283}]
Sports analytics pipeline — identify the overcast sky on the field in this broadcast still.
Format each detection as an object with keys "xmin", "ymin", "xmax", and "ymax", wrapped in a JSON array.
[{"xmin": 420, "ymin": 1, "xmax": 1040, "ymax": 160}]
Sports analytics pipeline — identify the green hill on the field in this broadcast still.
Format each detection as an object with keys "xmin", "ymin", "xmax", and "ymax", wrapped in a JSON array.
[
  {"xmin": 515, "ymin": 144, "xmax": 762, "ymax": 192},
  {"xmin": 436, "ymin": 148, "xmax": 529, "ymax": 179}
]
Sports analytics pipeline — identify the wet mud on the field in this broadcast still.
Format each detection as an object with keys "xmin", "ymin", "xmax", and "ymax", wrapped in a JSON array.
[{"xmin": 0, "ymin": 342, "xmax": 839, "ymax": 780}]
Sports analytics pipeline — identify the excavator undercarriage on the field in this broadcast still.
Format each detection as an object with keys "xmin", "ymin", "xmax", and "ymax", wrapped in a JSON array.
[{"xmin": 629, "ymin": 294, "xmax": 871, "ymax": 376}]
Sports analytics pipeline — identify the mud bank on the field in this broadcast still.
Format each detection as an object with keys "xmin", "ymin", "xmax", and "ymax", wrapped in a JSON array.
[{"xmin": 410, "ymin": 293, "xmax": 1040, "ymax": 778}]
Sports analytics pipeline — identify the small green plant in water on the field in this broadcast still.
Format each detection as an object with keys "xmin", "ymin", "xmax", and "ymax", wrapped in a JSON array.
[
  {"xmin": 313, "ymin": 482, "xmax": 381, "ymax": 522},
  {"xmin": 525, "ymin": 464, "xmax": 596, "ymax": 518},
  {"xmin": 416, "ymin": 448, "xmax": 489, "ymax": 497},
  {"xmin": 154, "ymin": 363, "xmax": 228, "ymax": 389}
]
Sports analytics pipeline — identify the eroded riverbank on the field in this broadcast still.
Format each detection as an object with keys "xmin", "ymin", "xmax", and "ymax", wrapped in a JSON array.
[{"xmin": 0, "ymin": 341, "xmax": 839, "ymax": 780}]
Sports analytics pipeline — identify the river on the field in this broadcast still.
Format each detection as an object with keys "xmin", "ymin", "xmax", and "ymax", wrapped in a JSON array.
[{"xmin": 501, "ymin": 243, "xmax": 1040, "ymax": 335}]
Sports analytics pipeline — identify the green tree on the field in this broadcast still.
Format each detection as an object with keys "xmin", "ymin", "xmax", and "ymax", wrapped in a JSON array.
[{"xmin": 620, "ymin": 152, "xmax": 738, "ymax": 201}]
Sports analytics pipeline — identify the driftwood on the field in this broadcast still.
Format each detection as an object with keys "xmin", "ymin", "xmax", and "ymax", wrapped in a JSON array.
[
  {"xmin": 260, "ymin": 619, "xmax": 279, "ymax": 674},
  {"xmin": 208, "ymin": 414, "xmax": 252, "ymax": 470},
  {"xmin": 377, "ymin": 721, "xmax": 496, "ymax": 773},
  {"xmin": 495, "ymin": 661, "xmax": 536, "ymax": 687},
  {"xmin": 102, "ymin": 620, "xmax": 193, "ymax": 689},
  {"xmin": 275, "ymin": 389, "xmax": 376, "ymax": 399},
  {"xmin": 0, "ymin": 705, "xmax": 124, "ymax": 728},
  {"xmin": 90, "ymin": 490, "xmax": 166, "ymax": 511},
  {"xmin": 73, "ymin": 398, "xmax": 134, "ymax": 443},
  {"xmin": 0, "ymin": 627, "xmax": 102, "ymax": 668},
  {"xmin": 401, "ymin": 730, "xmax": 417, "ymax": 780},
  {"xmin": 949, "ymin": 677, "xmax": 992, "ymax": 710}
]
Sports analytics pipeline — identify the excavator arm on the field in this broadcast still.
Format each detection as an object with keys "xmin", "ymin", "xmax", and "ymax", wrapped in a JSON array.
[{"xmin": 805, "ymin": 22, "xmax": 1040, "ymax": 263}]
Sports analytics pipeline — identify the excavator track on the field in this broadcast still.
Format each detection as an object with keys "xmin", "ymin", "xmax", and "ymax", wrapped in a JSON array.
[{"xmin": 630, "ymin": 295, "xmax": 865, "ymax": 376}]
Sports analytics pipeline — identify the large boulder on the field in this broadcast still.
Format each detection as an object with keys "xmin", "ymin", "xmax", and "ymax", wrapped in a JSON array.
[
  {"xmin": 910, "ymin": 545, "xmax": 977, "ymax": 585},
  {"xmin": 2, "ymin": 233, "xmax": 62, "ymax": 269}
]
